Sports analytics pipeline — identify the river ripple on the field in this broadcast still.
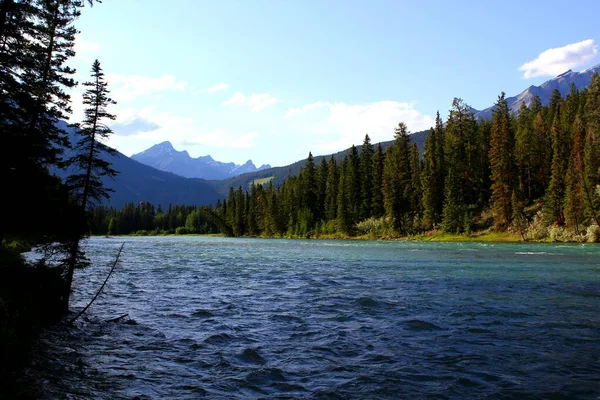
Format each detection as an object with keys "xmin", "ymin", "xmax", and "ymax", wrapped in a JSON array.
[{"xmin": 21, "ymin": 237, "xmax": 600, "ymax": 399}]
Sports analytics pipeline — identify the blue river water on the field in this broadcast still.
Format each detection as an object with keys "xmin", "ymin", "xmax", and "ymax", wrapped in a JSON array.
[{"xmin": 22, "ymin": 237, "xmax": 600, "ymax": 399}]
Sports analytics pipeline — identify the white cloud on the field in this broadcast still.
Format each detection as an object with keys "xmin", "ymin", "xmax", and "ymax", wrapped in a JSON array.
[
  {"xmin": 73, "ymin": 38, "xmax": 100, "ymax": 62},
  {"xmin": 285, "ymin": 100, "xmax": 434, "ymax": 151},
  {"xmin": 193, "ymin": 82, "xmax": 230, "ymax": 95},
  {"xmin": 518, "ymin": 39, "xmax": 598, "ymax": 78},
  {"xmin": 223, "ymin": 91, "xmax": 278, "ymax": 112},
  {"xmin": 107, "ymin": 74, "xmax": 188, "ymax": 102},
  {"xmin": 182, "ymin": 131, "xmax": 259, "ymax": 148}
]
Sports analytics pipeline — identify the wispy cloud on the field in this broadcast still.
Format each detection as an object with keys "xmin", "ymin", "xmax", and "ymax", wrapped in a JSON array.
[
  {"xmin": 181, "ymin": 131, "xmax": 259, "ymax": 148},
  {"xmin": 111, "ymin": 117, "xmax": 160, "ymax": 136},
  {"xmin": 285, "ymin": 100, "xmax": 434, "ymax": 151},
  {"xmin": 223, "ymin": 91, "xmax": 278, "ymax": 112},
  {"xmin": 193, "ymin": 82, "xmax": 230, "ymax": 95},
  {"xmin": 107, "ymin": 74, "xmax": 188, "ymax": 102},
  {"xmin": 518, "ymin": 39, "xmax": 598, "ymax": 78}
]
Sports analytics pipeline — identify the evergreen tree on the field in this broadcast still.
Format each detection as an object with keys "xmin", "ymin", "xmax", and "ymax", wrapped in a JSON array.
[
  {"xmin": 515, "ymin": 102, "xmax": 533, "ymax": 201},
  {"xmin": 421, "ymin": 126, "xmax": 437, "ymax": 229},
  {"xmin": 409, "ymin": 143, "xmax": 422, "ymax": 229},
  {"xmin": 66, "ymin": 60, "xmax": 117, "ymax": 206},
  {"xmin": 564, "ymin": 117, "xmax": 585, "ymax": 234},
  {"xmin": 359, "ymin": 134, "xmax": 374, "ymax": 221},
  {"xmin": 63, "ymin": 59, "xmax": 117, "ymax": 310},
  {"xmin": 345, "ymin": 145, "xmax": 360, "ymax": 224},
  {"xmin": 370, "ymin": 143, "xmax": 384, "ymax": 218},
  {"xmin": 489, "ymin": 92, "xmax": 516, "ymax": 231},
  {"xmin": 382, "ymin": 122, "xmax": 412, "ymax": 233},
  {"xmin": 583, "ymin": 73, "xmax": 600, "ymax": 227},
  {"xmin": 545, "ymin": 109, "xmax": 569, "ymax": 226},
  {"xmin": 442, "ymin": 98, "xmax": 476, "ymax": 232},
  {"xmin": 337, "ymin": 157, "xmax": 350, "ymax": 233},
  {"xmin": 317, "ymin": 157, "xmax": 329, "ymax": 222},
  {"xmin": 324, "ymin": 156, "xmax": 339, "ymax": 221}
]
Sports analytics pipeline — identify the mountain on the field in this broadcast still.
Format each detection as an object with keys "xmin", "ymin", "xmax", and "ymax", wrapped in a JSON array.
[
  {"xmin": 210, "ymin": 130, "xmax": 430, "ymax": 198},
  {"xmin": 475, "ymin": 63, "xmax": 600, "ymax": 120},
  {"xmin": 211, "ymin": 65, "xmax": 600, "ymax": 197},
  {"xmin": 55, "ymin": 123, "xmax": 221, "ymax": 209},
  {"xmin": 131, "ymin": 141, "xmax": 271, "ymax": 180}
]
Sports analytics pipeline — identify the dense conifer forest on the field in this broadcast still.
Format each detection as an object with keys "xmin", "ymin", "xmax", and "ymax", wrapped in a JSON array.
[{"xmin": 90, "ymin": 81, "xmax": 600, "ymax": 242}]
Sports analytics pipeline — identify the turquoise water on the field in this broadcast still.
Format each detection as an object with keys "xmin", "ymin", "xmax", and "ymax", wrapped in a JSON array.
[{"xmin": 24, "ymin": 237, "xmax": 600, "ymax": 398}]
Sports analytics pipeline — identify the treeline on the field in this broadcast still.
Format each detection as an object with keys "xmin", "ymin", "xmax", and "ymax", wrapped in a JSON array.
[
  {"xmin": 89, "ymin": 203, "xmax": 221, "ymax": 235},
  {"xmin": 215, "ymin": 80, "xmax": 600, "ymax": 241}
]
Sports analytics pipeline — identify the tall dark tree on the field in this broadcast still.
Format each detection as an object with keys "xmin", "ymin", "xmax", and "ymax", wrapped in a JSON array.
[
  {"xmin": 63, "ymin": 59, "xmax": 117, "ymax": 311},
  {"xmin": 324, "ymin": 156, "xmax": 339, "ymax": 221},
  {"xmin": 583, "ymin": 73, "xmax": 600, "ymax": 227},
  {"xmin": 489, "ymin": 92, "xmax": 516, "ymax": 231},
  {"xmin": 564, "ymin": 117, "xmax": 585, "ymax": 234},
  {"xmin": 442, "ymin": 98, "xmax": 476, "ymax": 232},
  {"xmin": 409, "ymin": 143, "xmax": 422, "ymax": 229},
  {"xmin": 359, "ymin": 134, "xmax": 374, "ymax": 221},
  {"xmin": 345, "ymin": 145, "xmax": 360, "ymax": 225},
  {"xmin": 544, "ymin": 109, "xmax": 569, "ymax": 226},
  {"xmin": 371, "ymin": 143, "xmax": 384, "ymax": 217},
  {"xmin": 382, "ymin": 122, "xmax": 412, "ymax": 233}
]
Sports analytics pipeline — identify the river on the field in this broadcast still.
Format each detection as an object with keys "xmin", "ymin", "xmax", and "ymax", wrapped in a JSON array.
[{"xmin": 21, "ymin": 237, "xmax": 600, "ymax": 399}]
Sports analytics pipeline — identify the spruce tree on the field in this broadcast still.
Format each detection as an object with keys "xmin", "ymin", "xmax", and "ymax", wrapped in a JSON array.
[
  {"xmin": 409, "ymin": 143, "xmax": 422, "ymax": 229},
  {"xmin": 564, "ymin": 117, "xmax": 585, "ymax": 234},
  {"xmin": 545, "ymin": 109, "xmax": 568, "ymax": 226},
  {"xmin": 489, "ymin": 92, "xmax": 516, "ymax": 231},
  {"xmin": 382, "ymin": 122, "xmax": 412, "ymax": 233},
  {"xmin": 370, "ymin": 143, "xmax": 384, "ymax": 218},
  {"xmin": 583, "ymin": 73, "xmax": 600, "ymax": 227},
  {"xmin": 421, "ymin": 126, "xmax": 437, "ymax": 229},
  {"xmin": 442, "ymin": 98, "xmax": 476, "ymax": 232},
  {"xmin": 324, "ymin": 156, "xmax": 339, "ymax": 221},
  {"xmin": 359, "ymin": 134, "xmax": 374, "ymax": 221}
]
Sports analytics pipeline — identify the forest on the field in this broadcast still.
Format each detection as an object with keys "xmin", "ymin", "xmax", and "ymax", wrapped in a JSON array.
[
  {"xmin": 1, "ymin": 0, "xmax": 118, "ymax": 391},
  {"xmin": 89, "ymin": 82, "xmax": 600, "ymax": 243}
]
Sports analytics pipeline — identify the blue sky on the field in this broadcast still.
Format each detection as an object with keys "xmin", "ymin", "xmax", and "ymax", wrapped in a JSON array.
[{"xmin": 70, "ymin": 0, "xmax": 600, "ymax": 167}]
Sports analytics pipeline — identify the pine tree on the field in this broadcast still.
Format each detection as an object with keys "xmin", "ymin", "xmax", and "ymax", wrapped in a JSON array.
[
  {"xmin": 337, "ymin": 157, "xmax": 350, "ymax": 233},
  {"xmin": 515, "ymin": 102, "xmax": 533, "ymax": 201},
  {"xmin": 317, "ymin": 157, "xmax": 328, "ymax": 222},
  {"xmin": 564, "ymin": 117, "xmax": 585, "ymax": 234},
  {"xmin": 324, "ymin": 156, "xmax": 339, "ymax": 221},
  {"xmin": 442, "ymin": 98, "xmax": 476, "ymax": 232},
  {"xmin": 545, "ymin": 109, "xmax": 568, "ymax": 226},
  {"xmin": 345, "ymin": 145, "xmax": 360, "ymax": 224},
  {"xmin": 66, "ymin": 60, "xmax": 118, "ymax": 206},
  {"xmin": 409, "ymin": 143, "xmax": 422, "ymax": 229},
  {"xmin": 382, "ymin": 122, "xmax": 412, "ymax": 233},
  {"xmin": 61, "ymin": 59, "xmax": 117, "ymax": 311},
  {"xmin": 359, "ymin": 134, "xmax": 374, "ymax": 221},
  {"xmin": 489, "ymin": 92, "xmax": 516, "ymax": 231},
  {"xmin": 583, "ymin": 73, "xmax": 600, "ymax": 227},
  {"xmin": 370, "ymin": 143, "xmax": 384, "ymax": 218},
  {"xmin": 421, "ymin": 126, "xmax": 437, "ymax": 229}
]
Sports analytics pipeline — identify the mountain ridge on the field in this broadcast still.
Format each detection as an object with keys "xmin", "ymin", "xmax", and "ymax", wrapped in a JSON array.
[
  {"xmin": 474, "ymin": 63, "xmax": 600, "ymax": 120},
  {"xmin": 131, "ymin": 141, "xmax": 271, "ymax": 180}
]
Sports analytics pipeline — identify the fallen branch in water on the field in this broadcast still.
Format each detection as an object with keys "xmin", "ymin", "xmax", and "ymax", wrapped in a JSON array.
[
  {"xmin": 106, "ymin": 313, "xmax": 129, "ymax": 323},
  {"xmin": 69, "ymin": 243, "xmax": 125, "ymax": 324}
]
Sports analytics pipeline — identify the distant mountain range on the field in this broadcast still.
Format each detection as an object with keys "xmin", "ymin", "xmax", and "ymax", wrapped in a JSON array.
[
  {"xmin": 131, "ymin": 141, "xmax": 271, "ymax": 180},
  {"xmin": 54, "ymin": 64, "xmax": 600, "ymax": 207},
  {"xmin": 474, "ymin": 63, "xmax": 600, "ymax": 120},
  {"xmin": 213, "ymin": 64, "xmax": 600, "ymax": 196},
  {"xmin": 54, "ymin": 123, "xmax": 221, "ymax": 209}
]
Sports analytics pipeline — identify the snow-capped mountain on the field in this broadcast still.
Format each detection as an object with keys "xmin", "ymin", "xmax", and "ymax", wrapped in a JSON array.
[
  {"xmin": 475, "ymin": 63, "xmax": 600, "ymax": 120},
  {"xmin": 131, "ymin": 141, "xmax": 271, "ymax": 180}
]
